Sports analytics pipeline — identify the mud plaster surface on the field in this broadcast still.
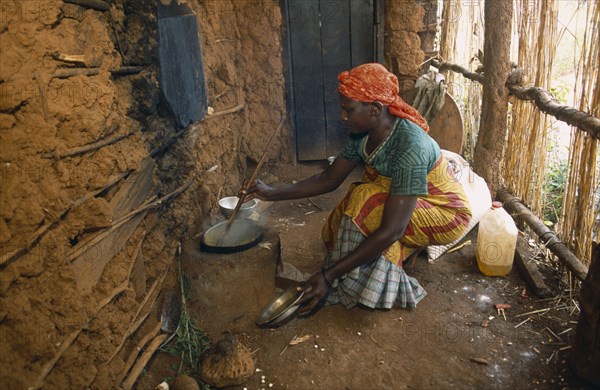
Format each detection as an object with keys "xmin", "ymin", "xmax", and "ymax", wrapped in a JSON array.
[
  {"xmin": 0, "ymin": 1, "xmax": 152, "ymax": 388},
  {"xmin": 0, "ymin": 0, "xmax": 288, "ymax": 387}
]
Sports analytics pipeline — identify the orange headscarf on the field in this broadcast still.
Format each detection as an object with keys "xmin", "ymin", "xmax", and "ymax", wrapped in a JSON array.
[{"xmin": 338, "ymin": 63, "xmax": 429, "ymax": 132}]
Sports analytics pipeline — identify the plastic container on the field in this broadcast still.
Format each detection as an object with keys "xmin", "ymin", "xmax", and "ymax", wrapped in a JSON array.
[{"xmin": 476, "ymin": 201, "xmax": 518, "ymax": 276}]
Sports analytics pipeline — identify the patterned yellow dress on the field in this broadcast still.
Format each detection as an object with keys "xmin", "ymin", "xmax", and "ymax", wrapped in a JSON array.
[{"xmin": 323, "ymin": 118, "xmax": 472, "ymax": 309}]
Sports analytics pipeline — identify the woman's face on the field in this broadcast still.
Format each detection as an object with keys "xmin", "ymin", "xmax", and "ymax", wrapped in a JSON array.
[{"xmin": 338, "ymin": 93, "xmax": 375, "ymax": 135}]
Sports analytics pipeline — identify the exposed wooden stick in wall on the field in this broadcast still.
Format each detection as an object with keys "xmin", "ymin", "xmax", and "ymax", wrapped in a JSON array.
[
  {"xmin": 31, "ymin": 329, "xmax": 83, "ymax": 390},
  {"xmin": 58, "ymin": 131, "xmax": 135, "ymax": 158},
  {"xmin": 30, "ymin": 280, "xmax": 131, "ymax": 389},
  {"xmin": 116, "ymin": 322, "xmax": 163, "ymax": 385},
  {"xmin": 51, "ymin": 66, "xmax": 146, "ymax": 78},
  {"xmin": 108, "ymin": 8, "xmax": 126, "ymax": 63},
  {"xmin": 66, "ymin": 196, "xmax": 157, "ymax": 264},
  {"xmin": 51, "ymin": 52, "xmax": 102, "ymax": 68},
  {"xmin": 51, "ymin": 67, "xmax": 101, "ymax": 79},
  {"xmin": 69, "ymin": 174, "xmax": 195, "ymax": 267},
  {"xmin": 107, "ymin": 260, "xmax": 172, "ymax": 363},
  {"xmin": 110, "ymin": 66, "xmax": 146, "ymax": 76},
  {"xmin": 0, "ymin": 171, "xmax": 131, "ymax": 267},
  {"xmin": 52, "ymin": 52, "xmax": 88, "ymax": 65},
  {"xmin": 63, "ymin": 0, "xmax": 109, "ymax": 11},
  {"xmin": 150, "ymin": 103, "xmax": 245, "ymax": 157},
  {"xmin": 120, "ymin": 334, "xmax": 169, "ymax": 390},
  {"xmin": 95, "ymin": 280, "xmax": 132, "ymax": 313}
]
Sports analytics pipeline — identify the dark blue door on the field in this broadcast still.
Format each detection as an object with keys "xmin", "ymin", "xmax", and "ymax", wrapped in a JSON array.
[{"xmin": 286, "ymin": 0, "xmax": 381, "ymax": 161}]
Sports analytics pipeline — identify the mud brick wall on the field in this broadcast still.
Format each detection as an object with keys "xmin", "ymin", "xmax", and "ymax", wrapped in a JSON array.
[
  {"xmin": 385, "ymin": 0, "xmax": 426, "ymax": 92},
  {"xmin": 0, "ymin": 0, "xmax": 286, "ymax": 388}
]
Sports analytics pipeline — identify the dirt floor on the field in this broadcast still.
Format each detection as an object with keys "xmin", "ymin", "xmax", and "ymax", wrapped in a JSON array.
[{"xmin": 139, "ymin": 164, "xmax": 594, "ymax": 390}]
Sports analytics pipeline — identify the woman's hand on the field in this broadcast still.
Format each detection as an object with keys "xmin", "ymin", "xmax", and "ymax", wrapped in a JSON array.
[
  {"xmin": 297, "ymin": 270, "xmax": 332, "ymax": 314},
  {"xmin": 242, "ymin": 179, "xmax": 277, "ymax": 201}
]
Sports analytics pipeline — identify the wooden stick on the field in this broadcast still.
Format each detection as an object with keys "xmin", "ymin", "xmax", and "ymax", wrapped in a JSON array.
[
  {"xmin": 108, "ymin": 8, "xmax": 126, "ymax": 63},
  {"xmin": 213, "ymin": 88, "xmax": 233, "ymax": 101},
  {"xmin": 107, "ymin": 258, "xmax": 172, "ymax": 363},
  {"xmin": 66, "ymin": 196, "xmax": 156, "ymax": 263},
  {"xmin": 32, "ymin": 71, "xmax": 48, "ymax": 120},
  {"xmin": 120, "ymin": 333, "xmax": 168, "ymax": 390},
  {"xmin": 557, "ymin": 327, "xmax": 572, "ymax": 336},
  {"xmin": 225, "ymin": 114, "xmax": 285, "ymax": 227},
  {"xmin": 150, "ymin": 128, "xmax": 188, "ymax": 158},
  {"xmin": 306, "ymin": 197, "xmax": 323, "ymax": 211},
  {"xmin": 514, "ymin": 308, "xmax": 552, "ymax": 318},
  {"xmin": 0, "ymin": 171, "xmax": 130, "ymax": 267},
  {"xmin": 209, "ymin": 103, "xmax": 244, "ymax": 118},
  {"xmin": 149, "ymin": 104, "xmax": 244, "ymax": 158},
  {"xmin": 369, "ymin": 333, "xmax": 397, "ymax": 352},
  {"xmin": 435, "ymin": 60, "xmax": 484, "ymax": 83},
  {"xmin": 94, "ymin": 121, "xmax": 120, "ymax": 143},
  {"xmin": 514, "ymin": 317, "xmax": 531, "ymax": 329},
  {"xmin": 69, "ymin": 176, "xmax": 194, "ymax": 266},
  {"xmin": 125, "ymin": 238, "xmax": 144, "ymax": 281},
  {"xmin": 508, "ymin": 85, "xmax": 600, "ymax": 140},
  {"xmin": 468, "ymin": 357, "xmax": 489, "ymax": 365},
  {"xmin": 497, "ymin": 190, "xmax": 588, "ymax": 281},
  {"xmin": 58, "ymin": 131, "xmax": 135, "ymax": 158},
  {"xmin": 545, "ymin": 327, "xmax": 562, "ymax": 342},
  {"xmin": 106, "ymin": 277, "xmax": 161, "ymax": 363},
  {"xmin": 51, "ymin": 67, "xmax": 100, "ymax": 79},
  {"xmin": 31, "ymin": 329, "xmax": 83, "ymax": 390},
  {"xmin": 30, "ymin": 276, "xmax": 129, "ymax": 389},
  {"xmin": 63, "ymin": 0, "xmax": 109, "ymax": 11},
  {"xmin": 110, "ymin": 66, "xmax": 146, "ymax": 76},
  {"xmin": 432, "ymin": 60, "xmax": 600, "ymax": 140},
  {"xmin": 116, "ymin": 322, "xmax": 162, "ymax": 385},
  {"xmin": 95, "ymin": 281, "xmax": 131, "ymax": 313},
  {"xmin": 52, "ymin": 52, "xmax": 89, "ymax": 66}
]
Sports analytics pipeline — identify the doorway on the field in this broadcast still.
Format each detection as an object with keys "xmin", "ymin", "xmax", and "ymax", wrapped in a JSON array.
[{"xmin": 284, "ymin": 0, "xmax": 383, "ymax": 161}]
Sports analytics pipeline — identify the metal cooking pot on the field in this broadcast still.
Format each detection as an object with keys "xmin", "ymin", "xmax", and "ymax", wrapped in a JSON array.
[{"xmin": 200, "ymin": 219, "xmax": 264, "ymax": 253}]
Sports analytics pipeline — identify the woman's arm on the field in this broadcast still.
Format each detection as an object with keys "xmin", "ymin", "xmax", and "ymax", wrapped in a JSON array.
[
  {"xmin": 244, "ymin": 157, "xmax": 359, "ymax": 201},
  {"xmin": 298, "ymin": 193, "xmax": 418, "ymax": 312}
]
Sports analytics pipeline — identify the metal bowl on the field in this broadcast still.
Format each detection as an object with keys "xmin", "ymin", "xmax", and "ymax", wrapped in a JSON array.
[
  {"xmin": 200, "ymin": 219, "xmax": 264, "ymax": 253},
  {"xmin": 218, "ymin": 196, "xmax": 258, "ymax": 219},
  {"xmin": 256, "ymin": 286, "xmax": 305, "ymax": 326}
]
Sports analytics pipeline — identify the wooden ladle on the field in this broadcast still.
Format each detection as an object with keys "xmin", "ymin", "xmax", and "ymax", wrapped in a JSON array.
[{"xmin": 220, "ymin": 114, "xmax": 285, "ymax": 239}]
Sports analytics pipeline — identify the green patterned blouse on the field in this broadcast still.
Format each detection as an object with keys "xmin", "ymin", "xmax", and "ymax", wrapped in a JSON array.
[{"xmin": 337, "ymin": 118, "xmax": 441, "ymax": 196}]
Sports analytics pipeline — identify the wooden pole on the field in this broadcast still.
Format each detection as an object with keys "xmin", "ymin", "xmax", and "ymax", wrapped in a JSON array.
[
  {"xmin": 570, "ymin": 244, "xmax": 600, "ymax": 386},
  {"xmin": 497, "ymin": 189, "xmax": 588, "ymax": 281},
  {"xmin": 508, "ymin": 85, "xmax": 600, "ymax": 140},
  {"xmin": 473, "ymin": 0, "xmax": 513, "ymax": 194},
  {"xmin": 431, "ymin": 60, "xmax": 600, "ymax": 141},
  {"xmin": 438, "ymin": 62, "xmax": 484, "ymax": 83}
]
